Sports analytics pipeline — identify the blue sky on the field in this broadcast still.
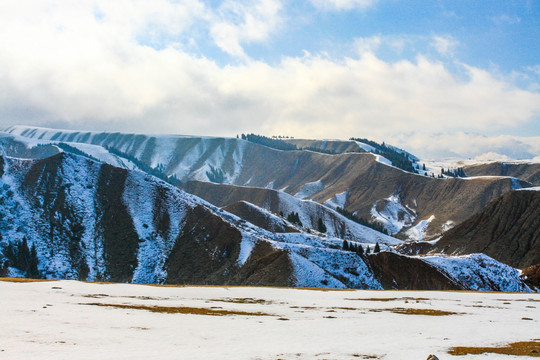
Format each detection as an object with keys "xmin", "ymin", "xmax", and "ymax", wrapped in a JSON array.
[
  {"xmin": 0, "ymin": 0, "xmax": 539, "ymax": 158},
  {"xmin": 234, "ymin": 1, "xmax": 540, "ymax": 73}
]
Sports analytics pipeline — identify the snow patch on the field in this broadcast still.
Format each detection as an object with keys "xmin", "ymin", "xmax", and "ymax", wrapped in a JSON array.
[
  {"xmin": 294, "ymin": 180, "xmax": 324, "ymax": 199},
  {"xmin": 236, "ymin": 234, "xmax": 257, "ymax": 266},
  {"xmin": 404, "ymin": 215, "xmax": 435, "ymax": 241},
  {"xmin": 423, "ymin": 254, "xmax": 532, "ymax": 292},
  {"xmin": 354, "ymin": 141, "xmax": 376, "ymax": 152},
  {"xmin": 518, "ymin": 186, "xmax": 540, "ymax": 191},
  {"xmin": 324, "ymin": 190, "xmax": 347, "ymax": 209},
  {"xmin": 370, "ymin": 194, "xmax": 417, "ymax": 235},
  {"xmin": 289, "ymin": 251, "xmax": 347, "ymax": 289}
]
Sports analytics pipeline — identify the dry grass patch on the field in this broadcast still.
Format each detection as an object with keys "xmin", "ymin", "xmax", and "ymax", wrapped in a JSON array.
[
  {"xmin": 352, "ymin": 297, "xmax": 398, "ymax": 302},
  {"xmin": 370, "ymin": 307, "xmax": 460, "ymax": 316},
  {"xmin": 210, "ymin": 297, "xmax": 272, "ymax": 305},
  {"xmin": 81, "ymin": 294, "xmax": 110, "ymax": 298},
  {"xmin": 351, "ymin": 354, "xmax": 381, "ymax": 359},
  {"xmin": 328, "ymin": 306, "xmax": 358, "ymax": 311},
  {"xmin": 346, "ymin": 297, "xmax": 430, "ymax": 302},
  {"xmin": 290, "ymin": 306, "xmax": 319, "ymax": 310},
  {"xmin": 448, "ymin": 340, "xmax": 540, "ymax": 357},
  {"xmin": 80, "ymin": 302, "xmax": 273, "ymax": 316},
  {"xmin": 0, "ymin": 277, "xmax": 56, "ymax": 283}
]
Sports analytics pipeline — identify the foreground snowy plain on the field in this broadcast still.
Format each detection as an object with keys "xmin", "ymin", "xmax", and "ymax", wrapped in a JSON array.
[{"xmin": 1, "ymin": 279, "xmax": 539, "ymax": 360}]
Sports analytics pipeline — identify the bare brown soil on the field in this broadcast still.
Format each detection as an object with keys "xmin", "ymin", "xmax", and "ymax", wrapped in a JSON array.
[
  {"xmin": 434, "ymin": 190, "xmax": 540, "ymax": 268},
  {"xmin": 448, "ymin": 340, "xmax": 540, "ymax": 356},
  {"xmin": 80, "ymin": 302, "xmax": 272, "ymax": 316},
  {"xmin": 210, "ymin": 297, "xmax": 273, "ymax": 305},
  {"xmin": 464, "ymin": 162, "xmax": 540, "ymax": 185},
  {"xmin": 370, "ymin": 307, "xmax": 460, "ymax": 316},
  {"xmin": 0, "ymin": 277, "xmax": 56, "ymax": 283}
]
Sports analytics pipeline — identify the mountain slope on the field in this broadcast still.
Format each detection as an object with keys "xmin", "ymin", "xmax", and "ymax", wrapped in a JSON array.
[
  {"xmin": 432, "ymin": 189, "xmax": 540, "ymax": 269},
  {"xmin": 0, "ymin": 152, "xmax": 532, "ymax": 291},
  {"xmin": 3, "ymin": 126, "xmax": 531, "ymax": 240},
  {"xmin": 0, "ymin": 153, "xmax": 292, "ymax": 284},
  {"xmin": 464, "ymin": 162, "xmax": 540, "ymax": 185},
  {"xmin": 182, "ymin": 180, "xmax": 399, "ymax": 245},
  {"xmin": 222, "ymin": 201, "xmax": 300, "ymax": 233}
]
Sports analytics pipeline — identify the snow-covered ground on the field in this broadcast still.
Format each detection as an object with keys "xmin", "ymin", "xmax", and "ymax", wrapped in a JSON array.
[
  {"xmin": 370, "ymin": 194, "xmax": 417, "ymax": 235},
  {"xmin": 1, "ymin": 279, "xmax": 538, "ymax": 360}
]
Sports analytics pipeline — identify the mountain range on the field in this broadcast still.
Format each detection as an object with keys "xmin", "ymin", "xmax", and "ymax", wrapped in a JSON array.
[{"xmin": 0, "ymin": 126, "xmax": 538, "ymax": 292}]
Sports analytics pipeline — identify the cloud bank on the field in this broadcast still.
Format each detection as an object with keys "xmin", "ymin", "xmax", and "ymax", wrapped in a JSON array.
[{"xmin": 0, "ymin": 0, "xmax": 539, "ymax": 159}]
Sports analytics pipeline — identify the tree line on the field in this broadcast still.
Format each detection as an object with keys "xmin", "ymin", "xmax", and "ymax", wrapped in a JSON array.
[
  {"xmin": 349, "ymin": 138, "xmax": 418, "ymax": 173},
  {"xmin": 239, "ymin": 134, "xmax": 298, "ymax": 151},
  {"xmin": 342, "ymin": 240, "xmax": 380, "ymax": 255},
  {"xmin": 335, "ymin": 207, "xmax": 389, "ymax": 235},
  {"xmin": 1, "ymin": 235, "xmax": 40, "ymax": 278}
]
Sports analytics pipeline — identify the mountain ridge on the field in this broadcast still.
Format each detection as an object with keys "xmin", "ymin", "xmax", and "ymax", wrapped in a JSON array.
[{"xmin": 3, "ymin": 126, "xmax": 531, "ymax": 240}]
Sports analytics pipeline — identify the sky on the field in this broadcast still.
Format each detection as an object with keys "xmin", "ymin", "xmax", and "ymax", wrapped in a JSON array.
[{"xmin": 0, "ymin": 0, "xmax": 539, "ymax": 159}]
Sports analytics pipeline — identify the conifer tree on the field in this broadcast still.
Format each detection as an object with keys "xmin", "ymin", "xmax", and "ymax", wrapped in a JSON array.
[
  {"xmin": 342, "ymin": 240, "xmax": 349, "ymax": 251},
  {"xmin": 317, "ymin": 218, "xmax": 327, "ymax": 233},
  {"xmin": 27, "ymin": 243, "xmax": 40, "ymax": 279},
  {"xmin": 374, "ymin": 242, "xmax": 380, "ymax": 253}
]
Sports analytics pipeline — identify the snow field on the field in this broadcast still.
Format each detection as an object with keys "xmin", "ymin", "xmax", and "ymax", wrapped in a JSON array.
[{"xmin": 1, "ymin": 279, "xmax": 538, "ymax": 360}]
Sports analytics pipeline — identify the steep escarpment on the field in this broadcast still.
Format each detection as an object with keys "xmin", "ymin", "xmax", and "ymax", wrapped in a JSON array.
[
  {"xmin": 165, "ymin": 204, "xmax": 243, "ymax": 285},
  {"xmin": 433, "ymin": 190, "xmax": 540, "ymax": 269},
  {"xmin": 464, "ymin": 162, "xmax": 540, "ymax": 185},
  {"xmin": 18, "ymin": 153, "xmax": 99, "ymax": 280},
  {"xmin": 95, "ymin": 164, "xmax": 140, "ymax": 282}
]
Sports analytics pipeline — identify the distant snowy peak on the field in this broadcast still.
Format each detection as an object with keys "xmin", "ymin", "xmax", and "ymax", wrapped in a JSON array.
[{"xmin": 4, "ymin": 125, "xmax": 250, "ymax": 184}]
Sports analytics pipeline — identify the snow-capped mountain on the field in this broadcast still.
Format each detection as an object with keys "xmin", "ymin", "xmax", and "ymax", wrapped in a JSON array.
[
  {"xmin": 2, "ymin": 125, "xmax": 531, "ymax": 240},
  {"xmin": 0, "ymin": 151, "xmax": 533, "ymax": 291}
]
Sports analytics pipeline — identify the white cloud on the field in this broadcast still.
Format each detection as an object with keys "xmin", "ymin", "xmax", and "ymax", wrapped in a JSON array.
[
  {"xmin": 0, "ymin": 1, "xmax": 539, "ymax": 160},
  {"xmin": 210, "ymin": 0, "xmax": 282, "ymax": 58},
  {"xmin": 528, "ymin": 65, "xmax": 540, "ymax": 76},
  {"xmin": 354, "ymin": 36, "xmax": 381, "ymax": 54},
  {"xmin": 491, "ymin": 14, "xmax": 521, "ymax": 25},
  {"xmin": 388, "ymin": 132, "xmax": 540, "ymax": 160},
  {"xmin": 309, "ymin": 0, "xmax": 378, "ymax": 11},
  {"xmin": 431, "ymin": 35, "xmax": 458, "ymax": 56}
]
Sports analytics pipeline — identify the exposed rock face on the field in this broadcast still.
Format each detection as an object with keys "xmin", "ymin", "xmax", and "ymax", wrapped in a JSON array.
[
  {"xmin": 394, "ymin": 241, "xmax": 433, "ymax": 256},
  {"xmin": 464, "ymin": 162, "xmax": 540, "ymax": 185},
  {"xmin": 521, "ymin": 264, "xmax": 540, "ymax": 290},
  {"xmin": 367, "ymin": 252, "xmax": 462, "ymax": 291},
  {"xmin": 433, "ymin": 190, "xmax": 540, "ymax": 269},
  {"xmin": 165, "ymin": 204, "xmax": 242, "ymax": 285},
  {"xmin": 96, "ymin": 164, "xmax": 140, "ymax": 282}
]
